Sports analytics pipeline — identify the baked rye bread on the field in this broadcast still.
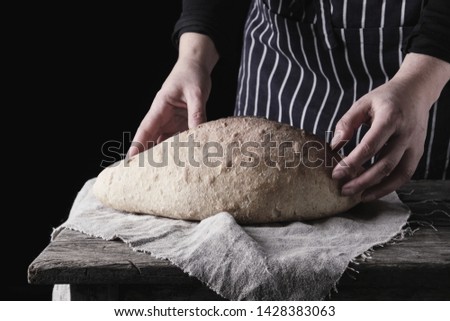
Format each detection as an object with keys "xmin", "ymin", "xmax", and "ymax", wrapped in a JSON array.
[{"xmin": 93, "ymin": 116, "xmax": 360, "ymax": 224}]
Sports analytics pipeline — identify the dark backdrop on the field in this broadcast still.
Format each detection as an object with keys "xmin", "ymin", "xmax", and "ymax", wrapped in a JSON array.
[
  {"xmin": 5, "ymin": 2, "xmax": 248, "ymax": 300},
  {"xmin": 5, "ymin": 1, "xmax": 449, "ymax": 301}
]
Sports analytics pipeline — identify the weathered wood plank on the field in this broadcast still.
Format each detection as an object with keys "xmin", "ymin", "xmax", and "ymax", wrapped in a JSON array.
[
  {"xmin": 397, "ymin": 180, "xmax": 450, "ymax": 202},
  {"xmin": 27, "ymin": 180, "xmax": 450, "ymax": 300},
  {"xmin": 331, "ymin": 264, "xmax": 450, "ymax": 300},
  {"xmin": 355, "ymin": 227, "xmax": 450, "ymax": 265},
  {"xmin": 407, "ymin": 201, "xmax": 450, "ymax": 227},
  {"xmin": 28, "ymin": 225, "xmax": 450, "ymax": 285},
  {"xmin": 45, "ymin": 226, "xmax": 450, "ymax": 300},
  {"xmin": 28, "ymin": 229, "xmax": 186, "ymax": 285}
]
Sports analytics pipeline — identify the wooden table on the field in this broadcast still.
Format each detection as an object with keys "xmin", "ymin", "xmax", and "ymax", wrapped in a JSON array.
[{"xmin": 28, "ymin": 180, "xmax": 450, "ymax": 300}]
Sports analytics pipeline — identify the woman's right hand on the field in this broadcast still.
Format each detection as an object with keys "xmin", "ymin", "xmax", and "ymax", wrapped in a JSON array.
[{"xmin": 127, "ymin": 33, "xmax": 219, "ymax": 157}]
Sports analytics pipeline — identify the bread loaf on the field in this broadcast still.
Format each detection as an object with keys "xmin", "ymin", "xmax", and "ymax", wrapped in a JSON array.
[{"xmin": 93, "ymin": 116, "xmax": 360, "ymax": 224}]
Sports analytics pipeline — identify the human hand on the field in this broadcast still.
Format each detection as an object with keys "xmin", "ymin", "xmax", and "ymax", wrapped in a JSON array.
[
  {"xmin": 331, "ymin": 53, "xmax": 450, "ymax": 202},
  {"xmin": 128, "ymin": 33, "xmax": 218, "ymax": 157}
]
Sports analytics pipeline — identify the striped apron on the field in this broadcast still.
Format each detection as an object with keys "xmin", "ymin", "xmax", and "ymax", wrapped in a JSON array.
[{"xmin": 234, "ymin": 0, "xmax": 450, "ymax": 179}]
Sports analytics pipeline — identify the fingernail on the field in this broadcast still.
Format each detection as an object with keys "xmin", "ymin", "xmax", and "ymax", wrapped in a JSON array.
[
  {"xmin": 127, "ymin": 146, "xmax": 139, "ymax": 158},
  {"xmin": 330, "ymin": 131, "xmax": 342, "ymax": 150},
  {"xmin": 333, "ymin": 169, "xmax": 346, "ymax": 180}
]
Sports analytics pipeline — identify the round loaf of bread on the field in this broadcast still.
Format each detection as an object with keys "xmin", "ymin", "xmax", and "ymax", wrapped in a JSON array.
[{"xmin": 93, "ymin": 116, "xmax": 360, "ymax": 224}]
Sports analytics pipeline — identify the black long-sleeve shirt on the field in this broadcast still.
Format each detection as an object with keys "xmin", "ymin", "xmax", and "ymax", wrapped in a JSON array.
[
  {"xmin": 403, "ymin": 0, "xmax": 450, "ymax": 63},
  {"xmin": 172, "ymin": 0, "xmax": 450, "ymax": 63},
  {"xmin": 172, "ymin": 0, "xmax": 251, "ymax": 59}
]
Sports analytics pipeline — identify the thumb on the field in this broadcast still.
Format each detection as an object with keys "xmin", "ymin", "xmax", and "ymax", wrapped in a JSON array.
[
  {"xmin": 331, "ymin": 98, "xmax": 370, "ymax": 150},
  {"xmin": 187, "ymin": 94, "xmax": 207, "ymax": 129}
]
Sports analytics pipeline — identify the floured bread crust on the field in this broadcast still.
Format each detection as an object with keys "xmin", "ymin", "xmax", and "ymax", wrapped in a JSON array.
[{"xmin": 93, "ymin": 116, "xmax": 360, "ymax": 224}]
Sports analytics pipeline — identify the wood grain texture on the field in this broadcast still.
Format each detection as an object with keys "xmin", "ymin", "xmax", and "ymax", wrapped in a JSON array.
[
  {"xmin": 28, "ymin": 180, "xmax": 450, "ymax": 300},
  {"xmin": 397, "ymin": 180, "xmax": 450, "ymax": 202},
  {"xmin": 28, "ymin": 229, "xmax": 185, "ymax": 285}
]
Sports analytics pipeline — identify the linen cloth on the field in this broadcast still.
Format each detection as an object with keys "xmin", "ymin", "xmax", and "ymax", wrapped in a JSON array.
[{"xmin": 52, "ymin": 178, "xmax": 410, "ymax": 300}]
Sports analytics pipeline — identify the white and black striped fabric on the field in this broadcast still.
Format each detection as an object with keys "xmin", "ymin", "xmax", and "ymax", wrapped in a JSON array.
[{"xmin": 234, "ymin": 0, "xmax": 450, "ymax": 179}]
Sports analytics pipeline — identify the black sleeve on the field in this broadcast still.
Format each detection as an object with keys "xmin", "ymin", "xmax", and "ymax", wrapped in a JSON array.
[
  {"xmin": 172, "ymin": 0, "xmax": 251, "ymax": 58},
  {"xmin": 404, "ymin": 0, "xmax": 450, "ymax": 63}
]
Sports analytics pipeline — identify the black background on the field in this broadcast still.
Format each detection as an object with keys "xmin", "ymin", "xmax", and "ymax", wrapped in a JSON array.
[
  {"xmin": 5, "ymin": 3, "xmax": 246, "ymax": 300},
  {"xmin": 8, "ymin": 1, "xmax": 447, "ymax": 301}
]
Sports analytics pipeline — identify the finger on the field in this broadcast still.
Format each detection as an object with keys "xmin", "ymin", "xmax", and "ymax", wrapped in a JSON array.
[
  {"xmin": 360, "ymin": 149, "xmax": 421, "ymax": 202},
  {"xmin": 127, "ymin": 115, "xmax": 160, "ymax": 157},
  {"xmin": 157, "ymin": 133, "xmax": 174, "ymax": 144},
  {"xmin": 127, "ymin": 145, "xmax": 142, "ymax": 159},
  {"xmin": 333, "ymin": 112, "xmax": 396, "ymax": 181},
  {"xmin": 154, "ymin": 113, "xmax": 190, "ymax": 144},
  {"xmin": 172, "ymin": 105, "xmax": 189, "ymax": 118},
  {"xmin": 331, "ymin": 98, "xmax": 371, "ymax": 151},
  {"xmin": 127, "ymin": 97, "xmax": 168, "ymax": 157},
  {"xmin": 156, "ymin": 135, "xmax": 169, "ymax": 144},
  {"xmin": 340, "ymin": 137, "xmax": 406, "ymax": 196},
  {"xmin": 186, "ymin": 91, "xmax": 206, "ymax": 128}
]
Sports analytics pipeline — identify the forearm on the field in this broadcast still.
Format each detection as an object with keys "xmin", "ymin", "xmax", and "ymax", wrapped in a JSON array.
[
  {"xmin": 403, "ymin": 0, "xmax": 450, "ymax": 64},
  {"xmin": 178, "ymin": 32, "xmax": 219, "ymax": 75},
  {"xmin": 391, "ymin": 53, "xmax": 450, "ymax": 110},
  {"xmin": 172, "ymin": 0, "xmax": 251, "ymax": 59}
]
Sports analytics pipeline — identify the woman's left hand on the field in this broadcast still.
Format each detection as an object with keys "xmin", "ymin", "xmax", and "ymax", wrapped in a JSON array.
[{"xmin": 331, "ymin": 53, "xmax": 450, "ymax": 202}]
